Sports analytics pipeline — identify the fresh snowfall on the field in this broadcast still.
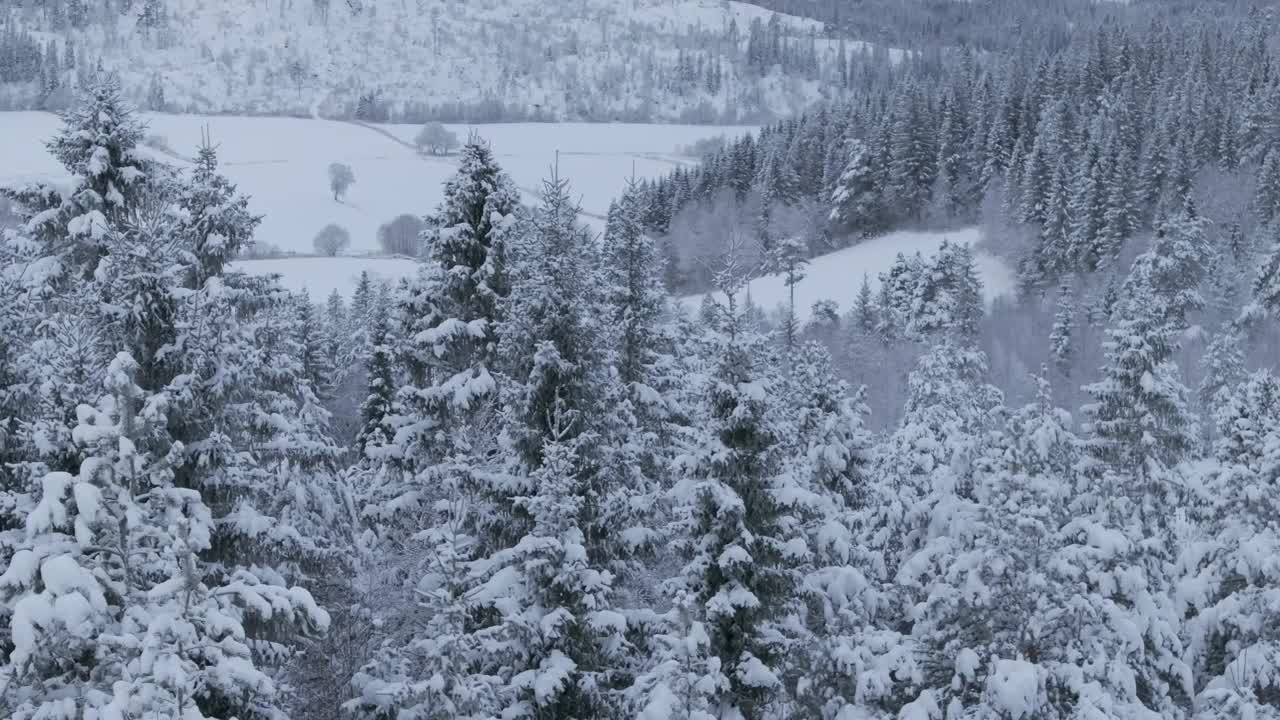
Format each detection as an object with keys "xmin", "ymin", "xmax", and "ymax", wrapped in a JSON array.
[{"xmin": 2, "ymin": 2, "xmax": 1280, "ymax": 720}]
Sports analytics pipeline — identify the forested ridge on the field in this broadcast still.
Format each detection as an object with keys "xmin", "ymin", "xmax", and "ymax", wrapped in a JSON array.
[{"xmin": 642, "ymin": 8, "xmax": 1280, "ymax": 300}]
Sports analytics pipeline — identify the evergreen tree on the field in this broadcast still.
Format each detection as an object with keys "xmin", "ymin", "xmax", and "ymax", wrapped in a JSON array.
[
  {"xmin": 1182, "ymin": 370, "xmax": 1280, "ymax": 718},
  {"xmin": 665, "ymin": 289, "xmax": 806, "ymax": 720},
  {"xmin": 1256, "ymin": 147, "xmax": 1280, "ymax": 225},
  {"xmin": 828, "ymin": 138, "xmax": 881, "ymax": 237},
  {"xmin": 601, "ymin": 182, "xmax": 667, "ymax": 390},
  {"xmin": 2, "ymin": 72, "xmax": 152, "ymax": 283},
  {"xmin": 1049, "ymin": 279, "xmax": 1076, "ymax": 374},
  {"xmin": 1246, "ymin": 222, "xmax": 1280, "ymax": 322}
]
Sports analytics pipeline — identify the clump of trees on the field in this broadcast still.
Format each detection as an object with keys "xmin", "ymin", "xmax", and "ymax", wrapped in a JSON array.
[
  {"xmin": 414, "ymin": 121, "xmax": 458, "ymax": 155},
  {"xmin": 376, "ymin": 213, "xmax": 425, "ymax": 256},
  {"xmin": 315, "ymin": 223, "xmax": 352, "ymax": 255}
]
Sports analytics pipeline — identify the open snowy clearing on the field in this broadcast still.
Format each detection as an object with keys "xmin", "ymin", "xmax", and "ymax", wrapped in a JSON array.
[
  {"xmin": 0, "ymin": 111, "xmax": 752, "ymax": 253},
  {"xmin": 679, "ymin": 227, "xmax": 1017, "ymax": 321},
  {"xmin": 228, "ymin": 226, "xmax": 1015, "ymax": 309}
]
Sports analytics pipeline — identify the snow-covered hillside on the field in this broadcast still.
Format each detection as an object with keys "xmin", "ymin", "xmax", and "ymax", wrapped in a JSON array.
[
  {"xmin": 681, "ymin": 227, "xmax": 1016, "ymax": 320},
  {"xmin": 0, "ymin": 0, "xmax": 883, "ymax": 121},
  {"xmin": 0, "ymin": 110, "xmax": 750, "ymax": 253}
]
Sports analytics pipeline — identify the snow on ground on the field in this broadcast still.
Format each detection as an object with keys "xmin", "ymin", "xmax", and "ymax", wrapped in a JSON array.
[
  {"xmin": 680, "ymin": 227, "xmax": 1017, "ymax": 322},
  {"xmin": 0, "ymin": 111, "xmax": 752, "ymax": 254},
  {"xmin": 229, "ymin": 257, "xmax": 420, "ymax": 301},
  {"xmin": 381, "ymin": 122, "xmax": 750, "ymax": 220}
]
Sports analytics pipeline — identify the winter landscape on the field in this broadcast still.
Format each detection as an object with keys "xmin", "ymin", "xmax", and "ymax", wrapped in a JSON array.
[{"xmin": 2, "ymin": 1, "xmax": 1280, "ymax": 720}]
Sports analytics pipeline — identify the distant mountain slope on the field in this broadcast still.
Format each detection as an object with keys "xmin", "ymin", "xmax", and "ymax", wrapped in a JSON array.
[
  {"xmin": 735, "ymin": 0, "xmax": 1257, "ymax": 51},
  {"xmin": 0, "ymin": 0, "xmax": 888, "ymax": 122}
]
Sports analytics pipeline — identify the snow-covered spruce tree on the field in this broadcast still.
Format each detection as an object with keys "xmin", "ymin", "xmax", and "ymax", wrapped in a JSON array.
[
  {"xmin": 1, "ymin": 72, "xmax": 153, "ymax": 284},
  {"xmin": 346, "ymin": 460, "xmax": 498, "ymax": 720},
  {"xmin": 293, "ymin": 292, "xmax": 337, "ymax": 404},
  {"xmin": 601, "ymin": 181, "xmax": 667, "ymax": 391},
  {"xmin": 1077, "ymin": 222, "xmax": 1206, "ymax": 718},
  {"xmin": 1, "ymin": 185, "xmax": 333, "ymax": 719},
  {"xmin": 1244, "ymin": 221, "xmax": 1280, "ymax": 323},
  {"xmin": 650, "ymin": 269, "xmax": 808, "ymax": 720},
  {"xmin": 354, "ymin": 311, "xmax": 399, "ymax": 460},
  {"xmin": 1198, "ymin": 331, "xmax": 1245, "ymax": 425},
  {"xmin": 349, "ymin": 138, "xmax": 523, "ymax": 720},
  {"xmin": 164, "ymin": 150, "xmax": 353, "ymax": 711},
  {"xmin": 907, "ymin": 239, "xmax": 984, "ymax": 340},
  {"xmin": 172, "ymin": 138, "xmax": 261, "ymax": 289},
  {"xmin": 0, "ymin": 354, "xmax": 313, "ymax": 720},
  {"xmin": 778, "ymin": 341, "xmax": 891, "ymax": 720},
  {"xmin": 466, "ymin": 171, "xmax": 642, "ymax": 719},
  {"xmin": 627, "ymin": 591, "xmax": 725, "ymax": 720},
  {"xmin": 1179, "ymin": 370, "xmax": 1280, "ymax": 718},
  {"xmin": 828, "ymin": 137, "xmax": 882, "ymax": 238},
  {"xmin": 1049, "ymin": 278, "xmax": 1076, "ymax": 375},
  {"xmin": 862, "ymin": 339, "xmax": 1002, "ymax": 716},
  {"xmin": 885, "ymin": 374, "xmax": 1075, "ymax": 717},
  {"xmin": 391, "ymin": 133, "xmax": 520, "ymax": 483}
]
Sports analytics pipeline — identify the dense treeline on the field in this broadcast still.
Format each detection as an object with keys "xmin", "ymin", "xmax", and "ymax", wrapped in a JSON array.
[
  {"xmin": 640, "ymin": 9, "xmax": 1280, "ymax": 298},
  {"xmin": 743, "ymin": 0, "xmax": 1274, "ymax": 52},
  {"xmin": 6, "ymin": 75, "xmax": 1280, "ymax": 720}
]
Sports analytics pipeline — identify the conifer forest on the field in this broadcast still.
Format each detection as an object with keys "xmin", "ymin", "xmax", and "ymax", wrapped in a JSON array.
[{"xmin": 3, "ymin": 1, "xmax": 1280, "ymax": 719}]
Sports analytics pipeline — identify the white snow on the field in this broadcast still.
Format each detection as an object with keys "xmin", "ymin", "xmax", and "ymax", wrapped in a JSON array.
[
  {"xmin": 986, "ymin": 659, "xmax": 1042, "ymax": 719},
  {"xmin": 680, "ymin": 227, "xmax": 1017, "ymax": 322},
  {"xmin": 228, "ymin": 257, "xmax": 419, "ymax": 301},
  {"xmin": 17, "ymin": 0, "xmax": 885, "ymax": 121},
  {"xmin": 0, "ymin": 111, "xmax": 751, "ymax": 254}
]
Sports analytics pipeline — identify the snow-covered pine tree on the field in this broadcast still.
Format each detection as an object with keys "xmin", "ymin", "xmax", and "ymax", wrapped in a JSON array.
[
  {"xmin": 875, "ymin": 252, "xmax": 925, "ymax": 343},
  {"xmin": 1244, "ymin": 221, "xmax": 1280, "ymax": 323},
  {"xmin": 1049, "ymin": 278, "xmax": 1076, "ymax": 374},
  {"xmin": 1180, "ymin": 370, "xmax": 1280, "ymax": 718},
  {"xmin": 1078, "ymin": 226, "xmax": 1203, "ymax": 717},
  {"xmin": 828, "ymin": 137, "xmax": 881, "ymax": 237},
  {"xmin": 601, "ymin": 179, "xmax": 668, "ymax": 393},
  {"xmin": 1, "ymin": 72, "xmax": 153, "ymax": 284},
  {"xmin": 0, "ymin": 354, "xmax": 316, "ymax": 720},
  {"xmin": 661, "ymin": 268, "xmax": 807, "ymax": 720},
  {"xmin": 468, "ymin": 171, "xmax": 639, "ymax": 718},
  {"xmin": 898, "ymin": 374, "xmax": 1086, "ymax": 718},
  {"xmin": 173, "ymin": 137, "xmax": 261, "ymax": 288},
  {"xmin": 355, "ymin": 311, "xmax": 399, "ymax": 460},
  {"xmin": 908, "ymin": 240, "xmax": 984, "ymax": 340},
  {"xmin": 1, "ymin": 172, "xmax": 335, "ymax": 718}
]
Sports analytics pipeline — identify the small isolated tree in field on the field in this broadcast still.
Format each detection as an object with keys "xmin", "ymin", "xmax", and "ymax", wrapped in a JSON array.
[
  {"xmin": 314, "ymin": 223, "xmax": 351, "ymax": 256},
  {"xmin": 376, "ymin": 213, "xmax": 426, "ymax": 256},
  {"xmin": 414, "ymin": 121, "xmax": 458, "ymax": 155},
  {"xmin": 329, "ymin": 162, "xmax": 355, "ymax": 201}
]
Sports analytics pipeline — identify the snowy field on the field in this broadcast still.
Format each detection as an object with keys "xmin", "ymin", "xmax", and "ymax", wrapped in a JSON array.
[
  {"xmin": 229, "ymin": 257, "xmax": 420, "ymax": 301},
  {"xmin": 0, "ymin": 111, "xmax": 752, "ymax": 254},
  {"xmin": 680, "ymin": 228, "xmax": 1017, "ymax": 321},
  {"xmin": 227, "ymin": 226, "xmax": 1016, "ymax": 308}
]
